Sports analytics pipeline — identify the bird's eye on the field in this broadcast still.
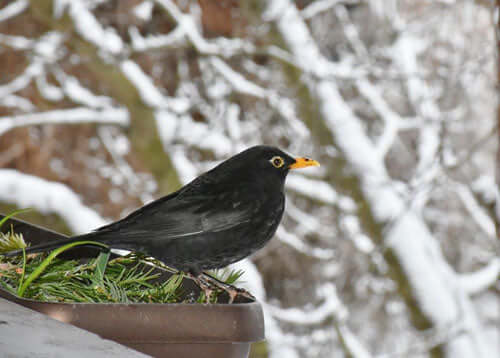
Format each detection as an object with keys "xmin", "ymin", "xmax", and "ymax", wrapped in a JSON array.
[{"xmin": 270, "ymin": 156, "xmax": 284, "ymax": 168}]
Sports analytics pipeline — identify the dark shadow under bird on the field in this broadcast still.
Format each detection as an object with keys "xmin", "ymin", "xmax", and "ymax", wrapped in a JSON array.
[{"xmin": 4, "ymin": 145, "xmax": 319, "ymax": 301}]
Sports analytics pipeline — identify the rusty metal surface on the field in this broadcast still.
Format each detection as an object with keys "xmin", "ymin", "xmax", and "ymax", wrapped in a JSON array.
[{"xmin": 0, "ymin": 214, "xmax": 265, "ymax": 358}]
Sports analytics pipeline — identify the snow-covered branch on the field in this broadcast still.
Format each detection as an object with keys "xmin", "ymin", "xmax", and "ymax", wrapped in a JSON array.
[
  {"xmin": 0, "ymin": 95, "xmax": 35, "ymax": 112},
  {"xmin": 208, "ymin": 57, "xmax": 309, "ymax": 137},
  {"xmin": 286, "ymin": 174, "xmax": 337, "ymax": 205},
  {"xmin": 0, "ymin": 33, "xmax": 34, "ymax": 50},
  {"xmin": 0, "ymin": 107, "xmax": 129, "ymax": 137},
  {"xmin": 120, "ymin": 60, "xmax": 189, "ymax": 113},
  {"xmin": 356, "ymin": 79, "xmax": 413, "ymax": 159},
  {"xmin": 301, "ymin": 0, "xmax": 359, "ymax": 20},
  {"xmin": 154, "ymin": 0, "xmax": 255, "ymax": 57},
  {"xmin": 276, "ymin": 226, "xmax": 334, "ymax": 259},
  {"xmin": 53, "ymin": 70, "xmax": 115, "ymax": 108},
  {"xmin": 266, "ymin": 283, "xmax": 346, "ymax": 325},
  {"xmin": 0, "ymin": 62, "xmax": 42, "ymax": 98},
  {"xmin": 0, "ymin": 0, "xmax": 28, "ymax": 23},
  {"xmin": 129, "ymin": 26, "xmax": 185, "ymax": 52},
  {"xmin": 455, "ymin": 183, "xmax": 496, "ymax": 238},
  {"xmin": 458, "ymin": 258, "xmax": 500, "ymax": 295},
  {"xmin": 57, "ymin": 1, "xmax": 123, "ymax": 55}
]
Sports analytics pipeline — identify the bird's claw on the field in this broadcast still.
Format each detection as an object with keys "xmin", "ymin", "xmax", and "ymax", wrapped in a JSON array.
[
  {"xmin": 200, "ymin": 272, "xmax": 255, "ymax": 303},
  {"xmin": 187, "ymin": 272, "xmax": 255, "ymax": 303}
]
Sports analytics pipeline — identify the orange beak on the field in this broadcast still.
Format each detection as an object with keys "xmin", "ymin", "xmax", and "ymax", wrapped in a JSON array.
[{"xmin": 289, "ymin": 157, "xmax": 320, "ymax": 170}]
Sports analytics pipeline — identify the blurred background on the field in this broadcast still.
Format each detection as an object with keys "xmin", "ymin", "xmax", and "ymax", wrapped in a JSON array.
[{"xmin": 0, "ymin": 0, "xmax": 499, "ymax": 357}]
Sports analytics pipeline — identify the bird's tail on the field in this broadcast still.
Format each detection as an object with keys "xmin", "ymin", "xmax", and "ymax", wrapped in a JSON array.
[{"xmin": 1, "ymin": 232, "xmax": 107, "ymax": 258}]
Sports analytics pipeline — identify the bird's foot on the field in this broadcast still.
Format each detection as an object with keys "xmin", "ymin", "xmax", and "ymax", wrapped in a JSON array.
[
  {"xmin": 200, "ymin": 273, "xmax": 255, "ymax": 304},
  {"xmin": 186, "ymin": 272, "xmax": 255, "ymax": 303},
  {"xmin": 186, "ymin": 273, "xmax": 215, "ymax": 303}
]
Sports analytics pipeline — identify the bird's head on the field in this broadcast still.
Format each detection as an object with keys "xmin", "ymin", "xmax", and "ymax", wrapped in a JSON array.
[{"xmin": 219, "ymin": 145, "xmax": 320, "ymax": 189}]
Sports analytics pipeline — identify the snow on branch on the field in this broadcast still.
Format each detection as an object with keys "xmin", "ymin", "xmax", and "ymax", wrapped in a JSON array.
[
  {"xmin": 209, "ymin": 57, "xmax": 309, "ymax": 137},
  {"xmin": 0, "ymin": 33, "xmax": 34, "ymax": 50},
  {"xmin": 209, "ymin": 57, "xmax": 266, "ymax": 98},
  {"xmin": 265, "ymin": 2, "xmax": 364, "ymax": 80},
  {"xmin": 356, "ymin": 79, "xmax": 412, "ymax": 159},
  {"xmin": 154, "ymin": 0, "xmax": 255, "ymax": 57},
  {"xmin": 286, "ymin": 174, "xmax": 337, "ymax": 205},
  {"xmin": 0, "ymin": 95, "xmax": 35, "ymax": 112},
  {"xmin": 266, "ymin": 283, "xmax": 345, "ymax": 325},
  {"xmin": 301, "ymin": 0, "xmax": 359, "ymax": 20},
  {"xmin": 337, "ymin": 325, "xmax": 372, "ymax": 358},
  {"xmin": 276, "ymin": 226, "xmax": 335, "ymax": 259},
  {"xmin": 285, "ymin": 200, "xmax": 323, "ymax": 234},
  {"xmin": 0, "ymin": 107, "xmax": 129, "ymax": 137},
  {"xmin": 267, "ymin": 281, "xmax": 372, "ymax": 358},
  {"xmin": 0, "ymin": 31, "xmax": 63, "ymax": 101},
  {"xmin": 129, "ymin": 26, "xmax": 185, "ymax": 52},
  {"xmin": 53, "ymin": 70, "xmax": 115, "ymax": 108},
  {"xmin": 389, "ymin": 34, "xmax": 441, "ymax": 177},
  {"xmin": 0, "ymin": 0, "xmax": 28, "ymax": 23},
  {"xmin": 120, "ymin": 60, "xmax": 189, "ymax": 113},
  {"xmin": 0, "ymin": 169, "xmax": 107, "ymax": 234},
  {"xmin": 455, "ymin": 183, "xmax": 496, "ymax": 238},
  {"xmin": 0, "ymin": 62, "xmax": 42, "ymax": 98},
  {"xmin": 58, "ymin": 0, "xmax": 123, "ymax": 55},
  {"xmin": 458, "ymin": 258, "xmax": 500, "ymax": 295}
]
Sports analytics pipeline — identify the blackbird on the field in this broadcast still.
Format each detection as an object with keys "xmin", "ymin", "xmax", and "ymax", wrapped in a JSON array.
[{"xmin": 5, "ymin": 145, "xmax": 319, "ymax": 301}]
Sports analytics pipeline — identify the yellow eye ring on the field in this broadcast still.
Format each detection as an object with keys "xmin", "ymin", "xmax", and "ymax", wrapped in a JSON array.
[{"xmin": 270, "ymin": 156, "xmax": 284, "ymax": 168}]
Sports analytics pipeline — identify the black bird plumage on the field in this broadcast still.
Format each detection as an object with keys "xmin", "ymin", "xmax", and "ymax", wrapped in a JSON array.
[{"xmin": 5, "ymin": 145, "xmax": 319, "ymax": 278}]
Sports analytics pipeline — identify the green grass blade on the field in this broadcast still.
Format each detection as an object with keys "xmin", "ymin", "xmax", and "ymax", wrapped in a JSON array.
[
  {"xmin": 92, "ymin": 251, "xmax": 110, "ymax": 287},
  {"xmin": 0, "ymin": 208, "xmax": 32, "ymax": 230},
  {"xmin": 17, "ymin": 240, "xmax": 109, "ymax": 297},
  {"xmin": 18, "ymin": 248, "xmax": 26, "ymax": 289}
]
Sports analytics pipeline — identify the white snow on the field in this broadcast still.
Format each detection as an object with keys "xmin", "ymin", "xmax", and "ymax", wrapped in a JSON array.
[
  {"xmin": 0, "ymin": 95, "xmax": 35, "ymax": 112},
  {"xmin": 0, "ymin": 0, "xmax": 28, "ymax": 23},
  {"xmin": 54, "ymin": 71, "xmax": 114, "ymax": 108},
  {"xmin": 458, "ymin": 258, "xmax": 500, "ymax": 295},
  {"xmin": 266, "ymin": 283, "xmax": 345, "ymax": 325},
  {"xmin": 155, "ymin": 0, "xmax": 254, "ymax": 58},
  {"xmin": 121, "ymin": 60, "xmax": 189, "ymax": 113},
  {"xmin": 67, "ymin": 1, "xmax": 123, "ymax": 55},
  {"xmin": 133, "ymin": 1, "xmax": 153, "ymax": 21},
  {"xmin": 129, "ymin": 26, "xmax": 185, "ymax": 52},
  {"xmin": 471, "ymin": 175, "xmax": 497, "ymax": 204},
  {"xmin": 455, "ymin": 183, "xmax": 496, "ymax": 238},
  {"xmin": 0, "ymin": 62, "xmax": 43, "ymax": 98},
  {"xmin": 121, "ymin": 60, "xmax": 167, "ymax": 108},
  {"xmin": 0, "ymin": 33, "xmax": 34, "ymax": 50},
  {"xmin": 36, "ymin": 75, "xmax": 64, "ymax": 102},
  {"xmin": 301, "ymin": 0, "xmax": 356, "ymax": 20},
  {"xmin": 276, "ymin": 226, "xmax": 334, "ymax": 259},
  {"xmin": 209, "ymin": 57, "xmax": 266, "ymax": 98},
  {"xmin": 286, "ymin": 174, "xmax": 337, "ymax": 205},
  {"xmin": 337, "ymin": 325, "xmax": 372, "ymax": 358},
  {"xmin": 209, "ymin": 57, "xmax": 307, "ymax": 134},
  {"xmin": 170, "ymin": 148, "xmax": 198, "ymax": 184}
]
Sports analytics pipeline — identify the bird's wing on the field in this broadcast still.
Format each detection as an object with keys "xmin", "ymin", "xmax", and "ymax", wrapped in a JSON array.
[{"xmin": 95, "ymin": 190, "xmax": 255, "ymax": 242}]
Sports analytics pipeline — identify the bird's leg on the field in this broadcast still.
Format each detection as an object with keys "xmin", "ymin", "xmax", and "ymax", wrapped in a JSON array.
[
  {"xmin": 201, "ymin": 272, "xmax": 255, "ymax": 304},
  {"xmin": 186, "ymin": 271, "xmax": 255, "ymax": 303},
  {"xmin": 186, "ymin": 272, "xmax": 215, "ymax": 303}
]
